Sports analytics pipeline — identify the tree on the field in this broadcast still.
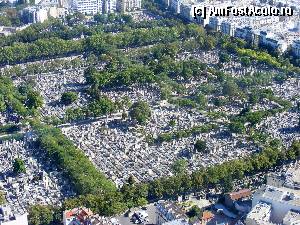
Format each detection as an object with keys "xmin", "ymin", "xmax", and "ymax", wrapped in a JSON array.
[
  {"xmin": 186, "ymin": 205, "xmax": 202, "ymax": 218},
  {"xmin": 222, "ymin": 81, "xmax": 240, "ymax": 97},
  {"xmin": 274, "ymin": 73, "xmax": 287, "ymax": 84},
  {"xmin": 120, "ymin": 181, "xmax": 148, "ymax": 209},
  {"xmin": 66, "ymin": 12, "xmax": 86, "ymax": 26},
  {"xmin": 65, "ymin": 108, "xmax": 85, "ymax": 122},
  {"xmin": 203, "ymin": 35, "xmax": 216, "ymax": 50},
  {"xmin": 249, "ymin": 93, "xmax": 259, "ymax": 104},
  {"xmin": 127, "ymin": 175, "xmax": 136, "ymax": 186},
  {"xmin": 13, "ymin": 158, "xmax": 26, "ymax": 174},
  {"xmin": 195, "ymin": 94, "xmax": 207, "ymax": 109},
  {"xmin": 191, "ymin": 171, "xmax": 204, "ymax": 191},
  {"xmin": 182, "ymin": 63, "xmax": 193, "ymax": 79},
  {"xmin": 26, "ymin": 91, "xmax": 44, "ymax": 109},
  {"xmin": 129, "ymin": 101, "xmax": 151, "ymax": 125},
  {"xmin": 0, "ymin": 95, "xmax": 6, "ymax": 112},
  {"xmin": 240, "ymin": 56, "xmax": 251, "ymax": 67},
  {"xmin": 229, "ymin": 121, "xmax": 245, "ymax": 134},
  {"xmin": 84, "ymin": 67, "xmax": 98, "ymax": 84},
  {"xmin": 269, "ymin": 139, "xmax": 282, "ymax": 149},
  {"xmin": 213, "ymin": 97, "xmax": 228, "ymax": 107},
  {"xmin": 136, "ymin": 197, "xmax": 147, "ymax": 206},
  {"xmin": 88, "ymin": 97, "xmax": 116, "ymax": 117},
  {"xmin": 87, "ymin": 54, "xmax": 98, "ymax": 65},
  {"xmin": 245, "ymin": 111, "xmax": 265, "ymax": 125},
  {"xmin": 28, "ymin": 205, "xmax": 54, "ymax": 225},
  {"xmin": 0, "ymin": 15, "xmax": 13, "ymax": 26},
  {"xmin": 194, "ymin": 140, "xmax": 208, "ymax": 153},
  {"xmin": 61, "ymin": 91, "xmax": 78, "ymax": 105},
  {"xmin": 171, "ymin": 159, "xmax": 187, "ymax": 175},
  {"xmin": 219, "ymin": 52, "xmax": 230, "ymax": 63},
  {"xmin": 148, "ymin": 179, "xmax": 163, "ymax": 200},
  {"xmin": 94, "ymin": 14, "xmax": 108, "ymax": 23},
  {"xmin": 121, "ymin": 14, "xmax": 133, "ymax": 24},
  {"xmin": 222, "ymin": 175, "xmax": 233, "ymax": 192},
  {"xmin": 169, "ymin": 119, "xmax": 176, "ymax": 127}
]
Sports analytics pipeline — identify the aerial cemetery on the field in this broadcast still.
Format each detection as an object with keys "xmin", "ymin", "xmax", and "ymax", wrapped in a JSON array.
[{"xmin": 0, "ymin": 9, "xmax": 299, "ymax": 218}]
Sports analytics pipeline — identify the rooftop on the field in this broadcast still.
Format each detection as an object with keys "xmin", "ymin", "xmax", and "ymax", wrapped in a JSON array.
[
  {"xmin": 283, "ymin": 210, "xmax": 300, "ymax": 225},
  {"xmin": 255, "ymin": 185, "xmax": 300, "ymax": 207},
  {"xmin": 157, "ymin": 201, "xmax": 188, "ymax": 220},
  {"xmin": 246, "ymin": 201, "xmax": 272, "ymax": 223},
  {"xmin": 227, "ymin": 189, "xmax": 251, "ymax": 201},
  {"xmin": 64, "ymin": 207, "xmax": 93, "ymax": 222}
]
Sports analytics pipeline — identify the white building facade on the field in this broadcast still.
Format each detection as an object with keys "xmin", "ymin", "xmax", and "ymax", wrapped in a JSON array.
[
  {"xmin": 72, "ymin": 0, "xmax": 102, "ymax": 14},
  {"xmin": 245, "ymin": 202, "xmax": 272, "ymax": 225},
  {"xmin": 209, "ymin": 16, "xmax": 224, "ymax": 31},
  {"xmin": 170, "ymin": 0, "xmax": 183, "ymax": 13},
  {"xmin": 259, "ymin": 31, "xmax": 288, "ymax": 53},
  {"xmin": 180, "ymin": 3, "xmax": 193, "ymax": 21},
  {"xmin": 116, "ymin": 0, "xmax": 141, "ymax": 12},
  {"xmin": 103, "ymin": 0, "xmax": 117, "ymax": 13},
  {"xmin": 251, "ymin": 185, "xmax": 300, "ymax": 224}
]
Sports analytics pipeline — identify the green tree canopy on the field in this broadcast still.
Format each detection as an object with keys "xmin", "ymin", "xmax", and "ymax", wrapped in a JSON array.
[
  {"xmin": 61, "ymin": 91, "xmax": 78, "ymax": 105},
  {"xmin": 219, "ymin": 52, "xmax": 230, "ymax": 63},
  {"xmin": 13, "ymin": 158, "xmax": 26, "ymax": 174},
  {"xmin": 222, "ymin": 80, "xmax": 240, "ymax": 97},
  {"xmin": 229, "ymin": 121, "xmax": 245, "ymax": 134},
  {"xmin": 129, "ymin": 101, "xmax": 151, "ymax": 125},
  {"xmin": 194, "ymin": 140, "xmax": 208, "ymax": 153},
  {"xmin": 186, "ymin": 205, "xmax": 202, "ymax": 218},
  {"xmin": 26, "ymin": 90, "xmax": 44, "ymax": 109},
  {"xmin": 171, "ymin": 159, "xmax": 188, "ymax": 175},
  {"xmin": 28, "ymin": 205, "xmax": 54, "ymax": 225},
  {"xmin": 240, "ymin": 56, "xmax": 251, "ymax": 67}
]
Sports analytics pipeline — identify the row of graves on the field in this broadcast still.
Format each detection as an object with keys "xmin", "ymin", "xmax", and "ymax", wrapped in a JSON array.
[
  {"xmin": 0, "ymin": 138, "xmax": 75, "ymax": 214},
  {"xmin": 61, "ymin": 83, "xmax": 259, "ymax": 187}
]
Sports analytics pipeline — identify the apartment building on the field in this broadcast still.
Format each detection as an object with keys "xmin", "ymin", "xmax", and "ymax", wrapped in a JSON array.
[
  {"xmin": 102, "ymin": 0, "xmax": 117, "ymax": 13},
  {"xmin": 116, "ymin": 0, "xmax": 141, "ymax": 13},
  {"xmin": 72, "ymin": 0, "xmax": 102, "ymax": 14}
]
